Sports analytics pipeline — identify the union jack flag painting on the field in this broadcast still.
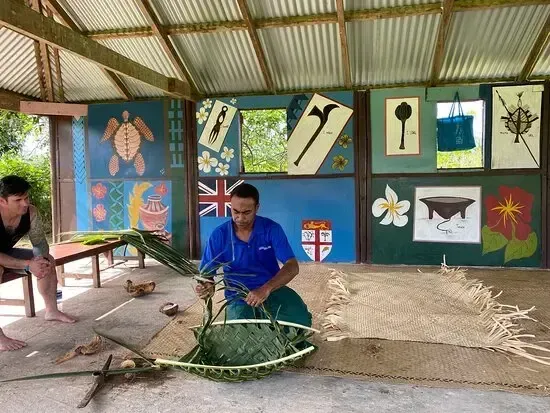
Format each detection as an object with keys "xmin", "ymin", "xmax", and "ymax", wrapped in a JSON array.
[{"xmin": 198, "ymin": 178, "xmax": 244, "ymax": 217}]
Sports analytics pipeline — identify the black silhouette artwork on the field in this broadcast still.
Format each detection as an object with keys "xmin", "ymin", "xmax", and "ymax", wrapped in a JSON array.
[
  {"xmin": 294, "ymin": 103, "xmax": 339, "ymax": 166},
  {"xmin": 394, "ymin": 102, "xmax": 412, "ymax": 150},
  {"xmin": 419, "ymin": 196, "xmax": 475, "ymax": 234},
  {"xmin": 496, "ymin": 90, "xmax": 540, "ymax": 167},
  {"xmin": 208, "ymin": 105, "xmax": 228, "ymax": 145}
]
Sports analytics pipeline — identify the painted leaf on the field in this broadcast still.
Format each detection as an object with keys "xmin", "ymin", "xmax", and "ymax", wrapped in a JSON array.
[
  {"xmin": 504, "ymin": 232, "xmax": 538, "ymax": 263},
  {"xmin": 481, "ymin": 225, "xmax": 508, "ymax": 255}
]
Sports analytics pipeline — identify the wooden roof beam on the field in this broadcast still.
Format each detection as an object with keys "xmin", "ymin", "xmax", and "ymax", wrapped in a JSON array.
[
  {"xmin": 30, "ymin": 0, "xmax": 55, "ymax": 102},
  {"xmin": 336, "ymin": 0, "xmax": 352, "ymax": 89},
  {"xmin": 134, "ymin": 0, "xmax": 199, "ymax": 97},
  {"xmin": 517, "ymin": 13, "xmax": 550, "ymax": 81},
  {"xmin": 44, "ymin": 0, "xmax": 133, "ymax": 100},
  {"xmin": 430, "ymin": 0, "xmax": 455, "ymax": 87},
  {"xmin": 236, "ymin": 0, "xmax": 274, "ymax": 93},
  {"xmin": 83, "ymin": 0, "xmax": 545, "ymax": 39},
  {"xmin": 0, "ymin": 89, "xmax": 37, "ymax": 111},
  {"xmin": 1, "ymin": 0, "xmax": 195, "ymax": 100}
]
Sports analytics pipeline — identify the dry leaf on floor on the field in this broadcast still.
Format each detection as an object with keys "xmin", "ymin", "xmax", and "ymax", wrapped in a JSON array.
[{"xmin": 55, "ymin": 335, "xmax": 104, "ymax": 364}]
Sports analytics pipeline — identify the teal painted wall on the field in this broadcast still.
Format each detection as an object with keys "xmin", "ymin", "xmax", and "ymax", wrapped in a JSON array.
[
  {"xmin": 371, "ymin": 85, "xmax": 480, "ymax": 173},
  {"xmin": 371, "ymin": 175, "xmax": 542, "ymax": 267}
]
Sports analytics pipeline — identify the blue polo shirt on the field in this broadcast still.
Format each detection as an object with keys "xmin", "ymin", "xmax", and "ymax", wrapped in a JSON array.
[{"xmin": 199, "ymin": 216, "xmax": 295, "ymax": 299}]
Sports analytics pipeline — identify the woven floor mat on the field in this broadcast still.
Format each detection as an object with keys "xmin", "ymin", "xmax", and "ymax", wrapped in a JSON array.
[{"xmin": 141, "ymin": 263, "xmax": 550, "ymax": 395}]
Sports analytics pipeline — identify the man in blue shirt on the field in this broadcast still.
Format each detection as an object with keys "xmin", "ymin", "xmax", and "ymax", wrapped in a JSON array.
[{"xmin": 196, "ymin": 183, "xmax": 312, "ymax": 327}]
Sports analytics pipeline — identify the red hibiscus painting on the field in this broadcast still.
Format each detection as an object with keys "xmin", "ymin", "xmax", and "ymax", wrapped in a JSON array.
[
  {"xmin": 482, "ymin": 185, "xmax": 537, "ymax": 264},
  {"xmin": 92, "ymin": 183, "xmax": 107, "ymax": 199},
  {"xmin": 484, "ymin": 186, "xmax": 533, "ymax": 241}
]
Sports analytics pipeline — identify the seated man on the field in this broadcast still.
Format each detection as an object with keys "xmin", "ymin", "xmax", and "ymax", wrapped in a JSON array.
[
  {"xmin": 0, "ymin": 175, "xmax": 76, "ymax": 351},
  {"xmin": 195, "ymin": 183, "xmax": 312, "ymax": 327}
]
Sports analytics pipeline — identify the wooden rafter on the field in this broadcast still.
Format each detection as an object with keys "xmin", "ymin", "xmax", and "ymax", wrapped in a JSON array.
[
  {"xmin": 236, "ymin": 0, "xmax": 274, "ymax": 92},
  {"xmin": 84, "ymin": 0, "xmax": 546, "ymax": 40},
  {"xmin": 0, "ymin": 89, "xmax": 37, "ymax": 111},
  {"xmin": 44, "ymin": 0, "xmax": 133, "ymax": 100},
  {"xmin": 336, "ymin": 0, "xmax": 352, "ymax": 89},
  {"xmin": 518, "ymin": 13, "xmax": 550, "ymax": 81},
  {"xmin": 30, "ymin": 0, "xmax": 55, "ymax": 102},
  {"xmin": 1, "ymin": 0, "xmax": 194, "ymax": 100},
  {"xmin": 430, "ymin": 0, "xmax": 455, "ymax": 86},
  {"xmin": 134, "ymin": 0, "xmax": 198, "ymax": 97}
]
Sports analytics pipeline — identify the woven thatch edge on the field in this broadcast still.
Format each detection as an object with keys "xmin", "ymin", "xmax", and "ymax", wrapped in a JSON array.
[{"xmin": 321, "ymin": 265, "xmax": 550, "ymax": 366}]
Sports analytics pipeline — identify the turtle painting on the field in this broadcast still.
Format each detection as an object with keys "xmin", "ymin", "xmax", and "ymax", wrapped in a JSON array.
[{"xmin": 101, "ymin": 110, "xmax": 154, "ymax": 176}]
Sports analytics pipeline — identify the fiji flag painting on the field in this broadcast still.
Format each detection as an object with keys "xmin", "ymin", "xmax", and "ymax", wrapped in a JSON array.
[{"xmin": 198, "ymin": 178, "xmax": 244, "ymax": 217}]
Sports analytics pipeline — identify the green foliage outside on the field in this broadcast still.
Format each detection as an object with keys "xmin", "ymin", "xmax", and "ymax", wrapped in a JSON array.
[
  {"xmin": 0, "ymin": 110, "xmax": 51, "ymax": 234},
  {"xmin": 0, "ymin": 152, "xmax": 52, "ymax": 231},
  {"xmin": 241, "ymin": 109, "xmax": 287, "ymax": 173},
  {"xmin": 437, "ymin": 146, "xmax": 483, "ymax": 169},
  {"xmin": 0, "ymin": 111, "xmax": 41, "ymax": 154}
]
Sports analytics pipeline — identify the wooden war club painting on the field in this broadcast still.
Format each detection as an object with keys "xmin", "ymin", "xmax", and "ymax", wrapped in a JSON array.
[{"xmin": 385, "ymin": 96, "xmax": 420, "ymax": 156}]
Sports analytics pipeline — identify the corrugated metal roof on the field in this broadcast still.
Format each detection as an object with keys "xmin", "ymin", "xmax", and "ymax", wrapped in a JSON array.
[
  {"xmin": 98, "ymin": 37, "xmax": 180, "ymax": 79},
  {"xmin": 59, "ymin": 51, "xmax": 125, "ymax": 101},
  {"xmin": 259, "ymin": 23, "xmax": 343, "ymax": 90},
  {"xmin": 0, "ymin": 28, "xmax": 41, "ymax": 98},
  {"xmin": 248, "ymin": 0, "xmax": 335, "ymax": 19},
  {"xmin": 532, "ymin": 41, "xmax": 550, "ymax": 77},
  {"xmin": 440, "ymin": 5, "xmax": 550, "ymax": 81},
  {"xmin": 150, "ymin": 0, "xmax": 242, "ymax": 25},
  {"xmin": 345, "ymin": 0, "xmax": 438, "ymax": 9},
  {"xmin": 55, "ymin": 0, "xmax": 148, "ymax": 32},
  {"xmin": 171, "ymin": 31, "xmax": 266, "ymax": 94},
  {"xmin": 120, "ymin": 76, "xmax": 166, "ymax": 98},
  {"xmin": 348, "ymin": 13, "xmax": 439, "ymax": 86}
]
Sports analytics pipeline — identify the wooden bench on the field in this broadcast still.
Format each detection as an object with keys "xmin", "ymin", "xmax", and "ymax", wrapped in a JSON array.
[
  {"xmin": 51, "ymin": 240, "xmax": 145, "ymax": 288},
  {"xmin": 0, "ymin": 271, "xmax": 35, "ymax": 317}
]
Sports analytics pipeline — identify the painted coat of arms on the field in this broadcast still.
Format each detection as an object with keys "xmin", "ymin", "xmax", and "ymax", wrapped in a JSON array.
[{"xmin": 301, "ymin": 220, "xmax": 332, "ymax": 262}]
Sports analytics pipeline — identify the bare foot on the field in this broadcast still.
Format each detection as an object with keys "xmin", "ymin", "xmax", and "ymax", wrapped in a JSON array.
[
  {"xmin": 0, "ymin": 334, "xmax": 27, "ymax": 351},
  {"xmin": 45, "ymin": 310, "xmax": 77, "ymax": 323}
]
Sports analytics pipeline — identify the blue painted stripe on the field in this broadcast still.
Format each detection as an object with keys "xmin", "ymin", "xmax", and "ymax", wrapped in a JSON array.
[{"xmin": 72, "ymin": 117, "xmax": 89, "ymax": 231}]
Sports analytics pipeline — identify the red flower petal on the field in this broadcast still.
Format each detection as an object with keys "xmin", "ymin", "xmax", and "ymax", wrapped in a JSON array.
[{"xmin": 514, "ymin": 220, "xmax": 531, "ymax": 241}]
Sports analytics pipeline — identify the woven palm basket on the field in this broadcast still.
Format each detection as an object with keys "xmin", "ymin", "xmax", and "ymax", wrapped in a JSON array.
[{"xmin": 155, "ymin": 319, "xmax": 318, "ymax": 382}]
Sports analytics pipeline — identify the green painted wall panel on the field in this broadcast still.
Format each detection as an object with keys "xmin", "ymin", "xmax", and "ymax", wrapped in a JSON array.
[
  {"xmin": 371, "ymin": 175, "xmax": 542, "ymax": 267},
  {"xmin": 371, "ymin": 85, "xmax": 481, "ymax": 173}
]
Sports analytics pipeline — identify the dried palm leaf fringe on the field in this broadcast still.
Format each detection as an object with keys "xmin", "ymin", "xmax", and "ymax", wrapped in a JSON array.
[{"xmin": 321, "ymin": 265, "xmax": 550, "ymax": 366}]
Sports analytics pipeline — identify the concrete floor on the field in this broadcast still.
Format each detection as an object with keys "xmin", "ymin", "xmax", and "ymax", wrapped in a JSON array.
[{"xmin": 0, "ymin": 258, "xmax": 549, "ymax": 412}]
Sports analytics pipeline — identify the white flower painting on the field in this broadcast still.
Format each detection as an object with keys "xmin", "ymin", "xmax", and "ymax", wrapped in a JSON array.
[
  {"xmin": 196, "ymin": 107, "xmax": 208, "ymax": 124},
  {"xmin": 221, "ymin": 146, "xmax": 235, "ymax": 162},
  {"xmin": 215, "ymin": 163, "xmax": 230, "ymax": 176},
  {"xmin": 372, "ymin": 184, "xmax": 410, "ymax": 227},
  {"xmin": 198, "ymin": 151, "xmax": 218, "ymax": 173}
]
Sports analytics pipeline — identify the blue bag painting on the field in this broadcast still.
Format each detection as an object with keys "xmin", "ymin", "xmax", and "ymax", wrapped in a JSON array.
[{"xmin": 437, "ymin": 92, "xmax": 476, "ymax": 152}]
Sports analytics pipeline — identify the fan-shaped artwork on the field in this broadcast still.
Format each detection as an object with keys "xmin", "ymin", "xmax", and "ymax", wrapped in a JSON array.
[
  {"xmin": 101, "ymin": 110, "xmax": 154, "ymax": 176},
  {"xmin": 492, "ymin": 85, "xmax": 542, "ymax": 169}
]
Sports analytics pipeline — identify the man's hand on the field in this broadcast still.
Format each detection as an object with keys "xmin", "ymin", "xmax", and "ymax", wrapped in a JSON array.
[
  {"xmin": 28, "ymin": 257, "xmax": 50, "ymax": 279},
  {"xmin": 245, "ymin": 285, "xmax": 272, "ymax": 307},
  {"xmin": 194, "ymin": 281, "xmax": 214, "ymax": 300}
]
